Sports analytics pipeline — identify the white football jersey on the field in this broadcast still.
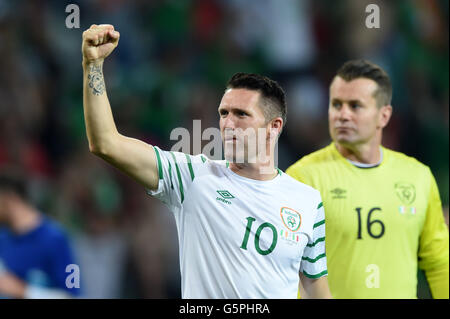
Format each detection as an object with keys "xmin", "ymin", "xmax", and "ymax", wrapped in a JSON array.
[{"xmin": 147, "ymin": 146, "xmax": 327, "ymax": 298}]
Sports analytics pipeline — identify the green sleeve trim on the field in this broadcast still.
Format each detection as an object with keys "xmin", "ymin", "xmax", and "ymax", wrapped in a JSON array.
[
  {"xmin": 317, "ymin": 202, "xmax": 323, "ymax": 209},
  {"xmin": 154, "ymin": 147, "xmax": 163, "ymax": 180},
  {"xmin": 201, "ymin": 155, "xmax": 207, "ymax": 163},
  {"xmin": 302, "ymin": 270, "xmax": 328, "ymax": 279},
  {"xmin": 276, "ymin": 168, "xmax": 282, "ymax": 176},
  {"xmin": 170, "ymin": 152, "xmax": 184, "ymax": 203},
  {"xmin": 302, "ymin": 253, "xmax": 326, "ymax": 263},
  {"xmin": 226, "ymin": 161, "xmax": 230, "ymax": 168},
  {"xmin": 306, "ymin": 237, "xmax": 325, "ymax": 248},
  {"xmin": 313, "ymin": 219, "xmax": 325, "ymax": 229},
  {"xmin": 168, "ymin": 161, "xmax": 174, "ymax": 189},
  {"xmin": 184, "ymin": 154, "xmax": 195, "ymax": 181}
]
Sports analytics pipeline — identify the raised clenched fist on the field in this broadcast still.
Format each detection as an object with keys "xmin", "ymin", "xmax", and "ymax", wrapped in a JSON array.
[{"xmin": 82, "ymin": 24, "xmax": 120, "ymax": 63}]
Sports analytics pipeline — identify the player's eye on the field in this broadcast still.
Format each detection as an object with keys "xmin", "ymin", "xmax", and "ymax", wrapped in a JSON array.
[
  {"xmin": 237, "ymin": 111, "xmax": 248, "ymax": 117},
  {"xmin": 350, "ymin": 102, "xmax": 361, "ymax": 109},
  {"xmin": 331, "ymin": 101, "xmax": 341, "ymax": 109},
  {"xmin": 219, "ymin": 110, "xmax": 228, "ymax": 117}
]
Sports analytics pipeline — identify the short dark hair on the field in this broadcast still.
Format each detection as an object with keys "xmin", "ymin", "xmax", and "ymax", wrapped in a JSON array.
[
  {"xmin": 226, "ymin": 72, "xmax": 287, "ymax": 128},
  {"xmin": 0, "ymin": 170, "xmax": 28, "ymax": 199},
  {"xmin": 335, "ymin": 59, "xmax": 392, "ymax": 107}
]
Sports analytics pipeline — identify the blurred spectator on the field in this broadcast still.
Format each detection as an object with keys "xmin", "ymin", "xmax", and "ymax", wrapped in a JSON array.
[{"xmin": 0, "ymin": 169, "xmax": 80, "ymax": 298}]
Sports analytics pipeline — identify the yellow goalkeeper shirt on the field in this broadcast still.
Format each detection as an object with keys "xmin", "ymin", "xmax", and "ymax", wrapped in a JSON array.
[{"xmin": 287, "ymin": 143, "xmax": 449, "ymax": 299}]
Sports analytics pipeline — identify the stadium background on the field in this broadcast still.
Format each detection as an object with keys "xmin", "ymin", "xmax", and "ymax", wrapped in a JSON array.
[{"xmin": 0, "ymin": 0, "xmax": 448, "ymax": 298}]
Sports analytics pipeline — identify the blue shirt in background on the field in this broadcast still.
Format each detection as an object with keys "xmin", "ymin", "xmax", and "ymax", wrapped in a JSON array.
[{"xmin": 0, "ymin": 215, "xmax": 81, "ymax": 297}]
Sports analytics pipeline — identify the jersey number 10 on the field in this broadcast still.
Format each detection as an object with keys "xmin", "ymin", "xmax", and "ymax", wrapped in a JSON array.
[
  {"xmin": 240, "ymin": 217, "xmax": 278, "ymax": 256},
  {"xmin": 355, "ymin": 207, "xmax": 385, "ymax": 239}
]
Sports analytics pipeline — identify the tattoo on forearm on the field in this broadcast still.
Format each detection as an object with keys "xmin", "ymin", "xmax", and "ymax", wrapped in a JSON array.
[{"xmin": 87, "ymin": 64, "xmax": 105, "ymax": 95}]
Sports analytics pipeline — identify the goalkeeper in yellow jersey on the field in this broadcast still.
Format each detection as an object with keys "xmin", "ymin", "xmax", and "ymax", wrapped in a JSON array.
[{"xmin": 286, "ymin": 59, "xmax": 449, "ymax": 299}]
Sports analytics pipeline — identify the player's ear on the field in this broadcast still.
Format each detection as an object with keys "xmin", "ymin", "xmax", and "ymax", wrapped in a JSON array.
[
  {"xmin": 268, "ymin": 117, "xmax": 283, "ymax": 141},
  {"xmin": 378, "ymin": 105, "xmax": 392, "ymax": 129}
]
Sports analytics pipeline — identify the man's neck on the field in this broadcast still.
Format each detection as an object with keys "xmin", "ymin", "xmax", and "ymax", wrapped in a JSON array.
[
  {"xmin": 335, "ymin": 141, "xmax": 382, "ymax": 164},
  {"xmin": 229, "ymin": 162, "xmax": 278, "ymax": 181}
]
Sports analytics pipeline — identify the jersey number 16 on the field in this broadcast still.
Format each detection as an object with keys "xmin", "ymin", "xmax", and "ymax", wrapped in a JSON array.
[{"xmin": 355, "ymin": 207, "xmax": 385, "ymax": 239}]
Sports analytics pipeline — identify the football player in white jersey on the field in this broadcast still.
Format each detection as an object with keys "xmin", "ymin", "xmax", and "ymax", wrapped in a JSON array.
[{"xmin": 81, "ymin": 24, "xmax": 332, "ymax": 298}]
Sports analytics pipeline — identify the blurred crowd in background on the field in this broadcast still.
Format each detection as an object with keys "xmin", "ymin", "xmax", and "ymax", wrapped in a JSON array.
[{"xmin": 0, "ymin": 0, "xmax": 448, "ymax": 298}]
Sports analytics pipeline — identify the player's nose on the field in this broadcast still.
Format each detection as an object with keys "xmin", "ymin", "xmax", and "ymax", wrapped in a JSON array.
[
  {"xmin": 337, "ymin": 104, "xmax": 352, "ymax": 121},
  {"xmin": 221, "ymin": 114, "xmax": 236, "ymax": 130}
]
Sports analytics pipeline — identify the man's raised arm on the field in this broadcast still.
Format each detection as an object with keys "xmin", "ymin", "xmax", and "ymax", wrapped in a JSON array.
[{"xmin": 82, "ymin": 24, "xmax": 159, "ymax": 190}]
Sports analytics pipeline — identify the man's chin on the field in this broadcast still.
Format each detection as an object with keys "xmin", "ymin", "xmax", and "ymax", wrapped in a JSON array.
[
  {"xmin": 334, "ymin": 137, "xmax": 365, "ymax": 150},
  {"xmin": 334, "ymin": 133, "xmax": 356, "ymax": 145},
  {"xmin": 224, "ymin": 155, "xmax": 246, "ymax": 164},
  {"xmin": 224, "ymin": 149, "xmax": 248, "ymax": 164}
]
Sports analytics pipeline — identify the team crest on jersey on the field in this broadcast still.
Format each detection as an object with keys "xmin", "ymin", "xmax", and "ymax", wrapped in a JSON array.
[
  {"xmin": 394, "ymin": 182, "xmax": 416, "ymax": 205},
  {"xmin": 280, "ymin": 207, "xmax": 302, "ymax": 232}
]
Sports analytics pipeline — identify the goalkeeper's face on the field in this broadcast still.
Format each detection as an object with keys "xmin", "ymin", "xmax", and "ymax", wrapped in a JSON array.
[
  {"xmin": 218, "ymin": 88, "xmax": 272, "ymax": 164},
  {"xmin": 328, "ymin": 76, "xmax": 391, "ymax": 147}
]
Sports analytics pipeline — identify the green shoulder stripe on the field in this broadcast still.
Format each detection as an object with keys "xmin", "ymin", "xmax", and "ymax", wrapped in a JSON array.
[
  {"xmin": 168, "ymin": 161, "xmax": 174, "ymax": 189},
  {"xmin": 170, "ymin": 152, "xmax": 184, "ymax": 203},
  {"xmin": 302, "ymin": 253, "xmax": 326, "ymax": 263},
  {"xmin": 313, "ymin": 219, "xmax": 325, "ymax": 229},
  {"xmin": 302, "ymin": 270, "xmax": 328, "ymax": 279},
  {"xmin": 154, "ymin": 147, "xmax": 163, "ymax": 180},
  {"xmin": 306, "ymin": 237, "xmax": 325, "ymax": 248},
  {"xmin": 317, "ymin": 202, "xmax": 323, "ymax": 209},
  {"xmin": 184, "ymin": 154, "xmax": 195, "ymax": 181}
]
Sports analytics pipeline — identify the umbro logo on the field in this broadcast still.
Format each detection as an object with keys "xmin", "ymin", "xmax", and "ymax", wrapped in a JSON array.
[
  {"xmin": 216, "ymin": 190, "xmax": 234, "ymax": 205},
  {"xmin": 331, "ymin": 188, "xmax": 346, "ymax": 199}
]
